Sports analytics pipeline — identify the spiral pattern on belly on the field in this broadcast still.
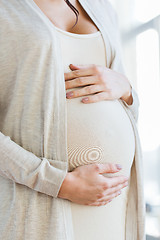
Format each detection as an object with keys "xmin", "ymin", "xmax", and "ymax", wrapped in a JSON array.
[{"xmin": 67, "ymin": 145, "xmax": 103, "ymax": 170}]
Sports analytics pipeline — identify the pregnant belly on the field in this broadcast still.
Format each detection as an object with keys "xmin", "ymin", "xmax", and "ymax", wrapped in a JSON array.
[{"xmin": 67, "ymin": 92, "xmax": 135, "ymax": 177}]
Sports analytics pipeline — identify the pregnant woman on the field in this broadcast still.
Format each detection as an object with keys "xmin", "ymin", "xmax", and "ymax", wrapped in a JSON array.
[{"xmin": 0, "ymin": 0, "xmax": 145, "ymax": 240}]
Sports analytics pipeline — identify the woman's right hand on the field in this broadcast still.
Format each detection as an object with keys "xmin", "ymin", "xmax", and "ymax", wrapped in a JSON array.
[{"xmin": 58, "ymin": 163, "xmax": 128, "ymax": 206}]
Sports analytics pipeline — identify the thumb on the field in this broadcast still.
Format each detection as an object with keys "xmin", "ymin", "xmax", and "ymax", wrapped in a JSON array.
[
  {"xmin": 97, "ymin": 163, "xmax": 122, "ymax": 174},
  {"xmin": 69, "ymin": 64, "xmax": 90, "ymax": 70},
  {"xmin": 69, "ymin": 64, "xmax": 81, "ymax": 70}
]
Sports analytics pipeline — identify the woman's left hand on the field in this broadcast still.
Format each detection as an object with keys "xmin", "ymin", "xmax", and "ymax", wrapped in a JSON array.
[{"xmin": 65, "ymin": 64, "xmax": 133, "ymax": 105}]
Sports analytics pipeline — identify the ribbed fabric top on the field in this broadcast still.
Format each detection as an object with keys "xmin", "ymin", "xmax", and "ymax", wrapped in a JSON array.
[
  {"xmin": 56, "ymin": 28, "xmax": 136, "ymax": 240},
  {"xmin": 54, "ymin": 25, "xmax": 101, "ymax": 38}
]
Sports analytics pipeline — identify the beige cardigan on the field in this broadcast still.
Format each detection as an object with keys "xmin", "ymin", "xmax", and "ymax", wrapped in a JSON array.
[{"xmin": 0, "ymin": 0, "xmax": 145, "ymax": 239}]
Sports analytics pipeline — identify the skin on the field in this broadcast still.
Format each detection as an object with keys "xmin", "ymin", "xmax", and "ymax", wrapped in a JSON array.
[
  {"xmin": 65, "ymin": 64, "xmax": 133, "ymax": 104},
  {"xmin": 58, "ymin": 163, "xmax": 128, "ymax": 206},
  {"xmin": 34, "ymin": 0, "xmax": 132, "ymax": 206}
]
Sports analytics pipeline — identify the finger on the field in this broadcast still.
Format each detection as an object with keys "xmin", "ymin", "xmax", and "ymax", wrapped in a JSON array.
[
  {"xmin": 65, "ymin": 64, "xmax": 101, "ymax": 80},
  {"xmin": 65, "ymin": 76, "xmax": 98, "ymax": 90},
  {"xmin": 104, "ymin": 181, "xmax": 128, "ymax": 196},
  {"xmin": 97, "ymin": 190, "xmax": 122, "ymax": 203},
  {"xmin": 94, "ymin": 163, "xmax": 123, "ymax": 174},
  {"xmin": 81, "ymin": 92, "xmax": 112, "ymax": 104},
  {"xmin": 69, "ymin": 63, "xmax": 97, "ymax": 70},
  {"xmin": 64, "ymin": 68, "xmax": 93, "ymax": 81},
  {"xmin": 98, "ymin": 182, "xmax": 128, "ymax": 202},
  {"xmin": 103, "ymin": 176, "xmax": 129, "ymax": 190},
  {"xmin": 66, "ymin": 85, "xmax": 103, "ymax": 99},
  {"xmin": 87, "ymin": 199, "xmax": 112, "ymax": 206},
  {"xmin": 69, "ymin": 64, "xmax": 86, "ymax": 70},
  {"xmin": 89, "ymin": 189, "xmax": 124, "ymax": 206}
]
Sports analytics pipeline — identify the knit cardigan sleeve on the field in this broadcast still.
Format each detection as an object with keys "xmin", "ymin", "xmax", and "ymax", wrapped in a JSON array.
[
  {"xmin": 0, "ymin": 131, "xmax": 67, "ymax": 197},
  {"xmin": 0, "ymin": 130, "xmax": 67, "ymax": 199}
]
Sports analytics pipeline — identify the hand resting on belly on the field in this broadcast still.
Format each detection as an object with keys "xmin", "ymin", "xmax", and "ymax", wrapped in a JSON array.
[
  {"xmin": 65, "ymin": 63, "xmax": 133, "ymax": 105},
  {"xmin": 58, "ymin": 163, "xmax": 128, "ymax": 206}
]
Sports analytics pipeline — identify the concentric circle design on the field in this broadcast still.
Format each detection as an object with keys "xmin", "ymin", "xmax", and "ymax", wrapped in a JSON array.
[{"xmin": 67, "ymin": 146, "xmax": 103, "ymax": 171}]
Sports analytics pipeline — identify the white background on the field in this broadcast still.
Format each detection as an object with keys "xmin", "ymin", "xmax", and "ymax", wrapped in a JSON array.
[{"xmin": 110, "ymin": 0, "xmax": 160, "ymax": 237}]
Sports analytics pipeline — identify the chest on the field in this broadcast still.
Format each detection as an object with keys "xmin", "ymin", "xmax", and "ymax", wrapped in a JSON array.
[{"xmin": 32, "ymin": 0, "xmax": 100, "ymax": 34}]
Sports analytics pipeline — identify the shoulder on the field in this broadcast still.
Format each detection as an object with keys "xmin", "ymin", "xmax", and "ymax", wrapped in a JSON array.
[
  {"xmin": 0, "ymin": 0, "xmax": 16, "ymax": 17},
  {"xmin": 98, "ymin": 0, "xmax": 116, "ymax": 11},
  {"xmin": 0, "ymin": 0, "xmax": 11, "ymax": 9},
  {"xmin": 99, "ymin": 0, "xmax": 118, "ymax": 25},
  {"xmin": 86, "ymin": 0, "xmax": 117, "ymax": 15},
  {"xmin": 85, "ymin": 0, "xmax": 118, "ymax": 26}
]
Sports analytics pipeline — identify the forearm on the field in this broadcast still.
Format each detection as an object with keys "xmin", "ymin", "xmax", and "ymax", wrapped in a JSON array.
[{"xmin": 0, "ymin": 131, "xmax": 67, "ymax": 197}]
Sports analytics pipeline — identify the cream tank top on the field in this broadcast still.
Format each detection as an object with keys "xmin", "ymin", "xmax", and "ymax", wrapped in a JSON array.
[{"xmin": 56, "ymin": 26, "xmax": 135, "ymax": 240}]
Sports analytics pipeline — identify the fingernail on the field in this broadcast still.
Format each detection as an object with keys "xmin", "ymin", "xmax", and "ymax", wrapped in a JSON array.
[
  {"xmin": 118, "ymin": 191, "xmax": 121, "ymax": 195},
  {"xmin": 82, "ymin": 97, "xmax": 88, "ymax": 102},
  {"xmin": 66, "ymin": 92, "xmax": 73, "ymax": 98},
  {"xmin": 71, "ymin": 63, "xmax": 80, "ymax": 66},
  {"xmin": 70, "ymin": 64, "xmax": 78, "ymax": 67},
  {"xmin": 116, "ymin": 164, "xmax": 122, "ymax": 170}
]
